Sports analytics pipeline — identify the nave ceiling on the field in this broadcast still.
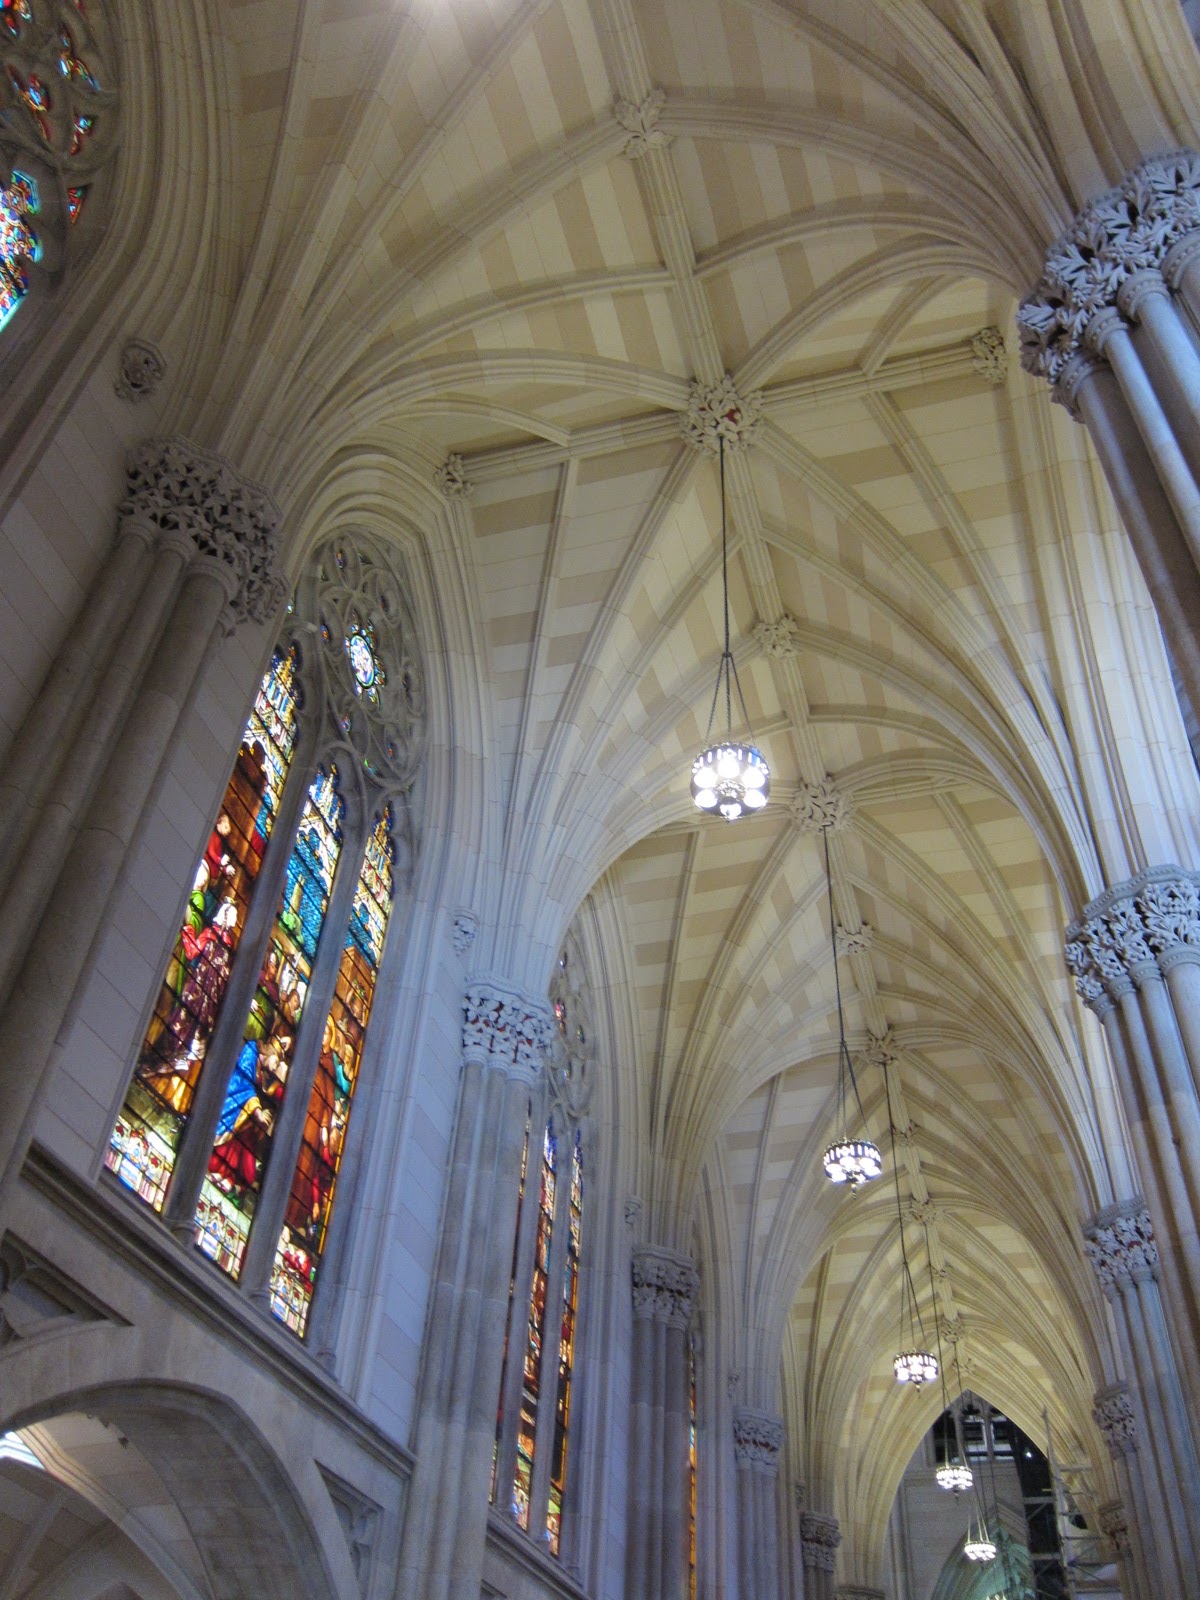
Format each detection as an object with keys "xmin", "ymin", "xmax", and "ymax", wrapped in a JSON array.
[{"xmin": 11, "ymin": 0, "xmax": 1200, "ymax": 1554}]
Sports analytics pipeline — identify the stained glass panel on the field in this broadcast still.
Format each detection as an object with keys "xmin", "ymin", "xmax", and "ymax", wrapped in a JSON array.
[
  {"xmin": 546, "ymin": 1132, "xmax": 582, "ymax": 1556},
  {"xmin": 513, "ymin": 1126, "xmax": 556, "ymax": 1530},
  {"xmin": 0, "ymin": 170, "xmax": 39, "ymax": 333},
  {"xmin": 269, "ymin": 807, "xmax": 395, "ymax": 1335},
  {"xmin": 107, "ymin": 648, "xmax": 300, "ymax": 1208},
  {"xmin": 194, "ymin": 764, "xmax": 344, "ymax": 1278},
  {"xmin": 492, "ymin": 1106, "xmax": 532, "ymax": 1501}
]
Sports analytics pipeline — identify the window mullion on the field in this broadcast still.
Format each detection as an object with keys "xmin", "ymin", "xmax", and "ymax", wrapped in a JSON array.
[
  {"xmin": 161, "ymin": 723, "xmax": 320, "ymax": 1237},
  {"xmin": 238, "ymin": 803, "xmax": 369, "ymax": 1300},
  {"xmin": 527, "ymin": 1118, "xmax": 574, "ymax": 1543},
  {"xmin": 495, "ymin": 1086, "xmax": 546, "ymax": 1511}
]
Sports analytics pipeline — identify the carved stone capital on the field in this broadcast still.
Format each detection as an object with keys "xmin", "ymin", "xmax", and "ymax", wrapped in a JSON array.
[
  {"xmin": 1065, "ymin": 865, "xmax": 1200, "ymax": 1006},
  {"xmin": 800, "ymin": 1512, "xmax": 840, "ymax": 1571},
  {"xmin": 1093, "ymin": 1382, "xmax": 1137, "ymax": 1458},
  {"xmin": 1019, "ymin": 149, "xmax": 1200, "ymax": 389},
  {"xmin": 790, "ymin": 774, "xmax": 853, "ymax": 834},
  {"xmin": 631, "ymin": 1244, "xmax": 698, "ymax": 1328},
  {"xmin": 1117, "ymin": 266, "xmax": 1171, "ymax": 321},
  {"xmin": 462, "ymin": 980, "xmax": 552, "ymax": 1080},
  {"xmin": 1083, "ymin": 1199, "xmax": 1159, "ymax": 1299},
  {"xmin": 681, "ymin": 374, "xmax": 763, "ymax": 454},
  {"xmin": 1098, "ymin": 1499, "xmax": 1131, "ymax": 1555},
  {"xmin": 121, "ymin": 437, "xmax": 285, "ymax": 624},
  {"xmin": 434, "ymin": 453, "xmax": 474, "ymax": 500},
  {"xmin": 732, "ymin": 1406, "xmax": 783, "ymax": 1472},
  {"xmin": 451, "ymin": 910, "xmax": 477, "ymax": 956},
  {"xmin": 615, "ymin": 89, "xmax": 670, "ymax": 159},
  {"xmin": 754, "ymin": 613, "xmax": 801, "ymax": 658},
  {"xmin": 969, "ymin": 326, "xmax": 1007, "ymax": 385}
]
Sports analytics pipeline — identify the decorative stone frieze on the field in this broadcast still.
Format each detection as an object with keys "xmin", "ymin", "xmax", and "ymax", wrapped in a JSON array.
[
  {"xmin": 462, "ymin": 980, "xmax": 552, "ymax": 1080},
  {"xmin": 790, "ymin": 774, "xmax": 853, "ymax": 834},
  {"xmin": 1018, "ymin": 150, "xmax": 1200, "ymax": 388},
  {"xmin": 1064, "ymin": 865, "xmax": 1200, "ymax": 1008},
  {"xmin": 732, "ymin": 1406, "xmax": 784, "ymax": 1471},
  {"xmin": 631, "ymin": 1244, "xmax": 698, "ymax": 1328},
  {"xmin": 836, "ymin": 924, "xmax": 873, "ymax": 956},
  {"xmin": 680, "ymin": 374, "xmax": 763, "ymax": 454},
  {"xmin": 1083, "ymin": 1199, "xmax": 1159, "ymax": 1299},
  {"xmin": 451, "ymin": 911, "xmax": 477, "ymax": 955},
  {"xmin": 114, "ymin": 339, "xmax": 166, "ymax": 403},
  {"xmin": 1098, "ymin": 1499, "xmax": 1132, "ymax": 1555},
  {"xmin": 121, "ymin": 437, "xmax": 285, "ymax": 623},
  {"xmin": 969, "ymin": 326, "xmax": 1008, "ymax": 385},
  {"xmin": 1093, "ymin": 1382, "xmax": 1137, "ymax": 1457},
  {"xmin": 800, "ymin": 1512, "xmax": 841, "ymax": 1571},
  {"xmin": 434, "ymin": 453, "xmax": 474, "ymax": 500},
  {"xmin": 615, "ymin": 89, "xmax": 670, "ymax": 159},
  {"xmin": 754, "ymin": 613, "xmax": 801, "ymax": 658}
]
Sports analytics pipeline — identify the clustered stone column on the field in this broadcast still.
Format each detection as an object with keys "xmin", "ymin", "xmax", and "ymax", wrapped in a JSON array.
[
  {"xmin": 1065, "ymin": 869, "xmax": 1200, "ymax": 1377},
  {"xmin": 625, "ymin": 1244, "xmax": 698, "ymax": 1600},
  {"xmin": 1019, "ymin": 150, "xmax": 1200, "ymax": 716},
  {"xmin": 399, "ymin": 981, "xmax": 551, "ymax": 1600},
  {"xmin": 1084, "ymin": 1204, "xmax": 1200, "ymax": 1597},
  {"xmin": 799, "ymin": 1511, "xmax": 840, "ymax": 1600},
  {"xmin": 732, "ymin": 1406, "xmax": 784, "ymax": 1600},
  {"xmin": 0, "ymin": 435, "xmax": 284, "ymax": 1199}
]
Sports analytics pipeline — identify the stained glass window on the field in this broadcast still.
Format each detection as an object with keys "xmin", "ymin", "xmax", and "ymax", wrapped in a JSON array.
[
  {"xmin": 689, "ymin": 1328, "xmax": 697, "ymax": 1600},
  {"xmin": 546, "ymin": 1131, "xmax": 583, "ymax": 1556},
  {"xmin": 268, "ymin": 806, "xmax": 395, "ymax": 1335},
  {"xmin": 194, "ymin": 764, "xmax": 344, "ymax": 1278},
  {"xmin": 513, "ymin": 1126, "xmax": 556, "ymax": 1529},
  {"xmin": 492, "ymin": 1106, "xmax": 532, "ymax": 1503},
  {"xmin": 0, "ymin": 171, "xmax": 39, "ymax": 333},
  {"xmin": 107, "ymin": 648, "xmax": 300, "ymax": 1209}
]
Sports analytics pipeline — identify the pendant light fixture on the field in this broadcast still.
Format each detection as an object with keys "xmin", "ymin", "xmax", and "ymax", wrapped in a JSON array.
[
  {"xmin": 689, "ymin": 436, "xmax": 769, "ymax": 821},
  {"xmin": 928, "ymin": 1242, "xmax": 973, "ymax": 1493},
  {"xmin": 818, "ymin": 828, "xmax": 881, "ymax": 1187},
  {"xmin": 883, "ymin": 1060, "xmax": 936, "ymax": 1386}
]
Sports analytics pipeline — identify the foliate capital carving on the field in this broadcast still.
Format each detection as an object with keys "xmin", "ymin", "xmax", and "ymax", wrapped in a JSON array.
[
  {"xmin": 790, "ymin": 774, "xmax": 853, "ymax": 834},
  {"xmin": 732, "ymin": 1407, "xmax": 783, "ymax": 1471},
  {"xmin": 462, "ymin": 980, "xmax": 552, "ymax": 1081},
  {"xmin": 1019, "ymin": 150, "xmax": 1200, "ymax": 389},
  {"xmin": 1098, "ymin": 1499, "xmax": 1131, "ymax": 1555},
  {"xmin": 800, "ymin": 1512, "xmax": 840, "ymax": 1571},
  {"xmin": 631, "ymin": 1244, "xmax": 698, "ymax": 1328},
  {"xmin": 681, "ymin": 374, "xmax": 763, "ymax": 454},
  {"xmin": 1065, "ymin": 865, "xmax": 1200, "ymax": 1006},
  {"xmin": 114, "ymin": 339, "xmax": 166, "ymax": 404},
  {"xmin": 1093, "ymin": 1383, "xmax": 1137, "ymax": 1458},
  {"xmin": 969, "ymin": 326, "xmax": 1008, "ymax": 385},
  {"xmin": 121, "ymin": 437, "xmax": 285, "ymax": 624},
  {"xmin": 451, "ymin": 911, "xmax": 477, "ymax": 956},
  {"xmin": 615, "ymin": 89, "xmax": 670, "ymax": 159},
  {"xmin": 754, "ymin": 613, "xmax": 801, "ymax": 658},
  {"xmin": 1083, "ymin": 1199, "xmax": 1159, "ymax": 1299},
  {"xmin": 434, "ymin": 454, "xmax": 474, "ymax": 500}
]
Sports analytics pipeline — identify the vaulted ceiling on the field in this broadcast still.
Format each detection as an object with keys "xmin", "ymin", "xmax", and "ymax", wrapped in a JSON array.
[{"xmin": 114, "ymin": 0, "xmax": 1200, "ymax": 1555}]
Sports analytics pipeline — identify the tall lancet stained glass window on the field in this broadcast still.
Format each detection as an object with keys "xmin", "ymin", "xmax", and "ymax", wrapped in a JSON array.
[
  {"xmin": 107, "ymin": 647, "xmax": 301, "ymax": 1208},
  {"xmin": 270, "ymin": 806, "xmax": 396, "ymax": 1336},
  {"xmin": 514, "ymin": 1125, "xmax": 557, "ymax": 1530},
  {"xmin": 547, "ymin": 1130, "xmax": 583, "ymax": 1555},
  {"xmin": 195, "ymin": 764, "xmax": 345, "ymax": 1277}
]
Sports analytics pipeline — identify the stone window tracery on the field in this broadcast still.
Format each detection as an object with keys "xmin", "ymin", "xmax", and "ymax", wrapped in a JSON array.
[
  {"xmin": 106, "ymin": 529, "xmax": 424, "ymax": 1340},
  {"xmin": 0, "ymin": 0, "xmax": 117, "ymax": 333},
  {"xmin": 491, "ymin": 934, "xmax": 594, "ymax": 1558}
]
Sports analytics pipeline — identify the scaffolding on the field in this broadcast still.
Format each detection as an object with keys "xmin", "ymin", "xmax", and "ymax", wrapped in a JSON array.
[{"xmin": 1039, "ymin": 1409, "xmax": 1121, "ymax": 1597}]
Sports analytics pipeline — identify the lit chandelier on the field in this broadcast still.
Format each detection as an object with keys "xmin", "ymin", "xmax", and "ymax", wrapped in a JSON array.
[
  {"xmin": 936, "ymin": 1463, "xmax": 974, "ymax": 1494},
  {"xmin": 883, "ymin": 1060, "xmax": 936, "ymax": 1387},
  {"xmin": 818, "ymin": 831, "xmax": 880, "ymax": 1188},
  {"xmin": 689, "ymin": 437, "xmax": 769, "ymax": 821},
  {"xmin": 964, "ymin": 1532, "xmax": 997, "ymax": 1563}
]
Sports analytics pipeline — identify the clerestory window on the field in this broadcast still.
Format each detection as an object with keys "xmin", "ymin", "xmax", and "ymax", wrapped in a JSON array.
[{"xmin": 106, "ymin": 532, "xmax": 424, "ymax": 1339}]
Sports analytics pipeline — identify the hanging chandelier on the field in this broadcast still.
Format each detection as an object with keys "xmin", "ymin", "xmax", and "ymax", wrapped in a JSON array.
[
  {"xmin": 964, "ymin": 1534, "xmax": 997, "ymax": 1563},
  {"xmin": 929, "ymin": 1245, "xmax": 973, "ymax": 1493},
  {"xmin": 883, "ymin": 1059, "xmax": 936, "ymax": 1387},
  {"xmin": 690, "ymin": 436, "xmax": 769, "ymax": 821},
  {"xmin": 818, "ymin": 832, "xmax": 881, "ymax": 1188}
]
